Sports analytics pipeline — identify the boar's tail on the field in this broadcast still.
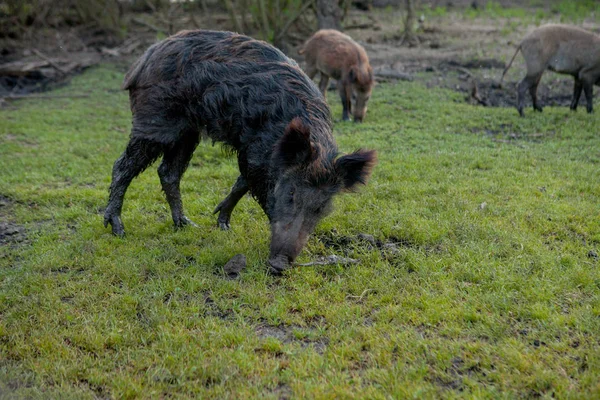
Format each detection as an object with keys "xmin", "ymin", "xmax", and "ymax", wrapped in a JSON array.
[
  {"xmin": 500, "ymin": 45, "xmax": 521, "ymax": 88},
  {"xmin": 121, "ymin": 44, "xmax": 157, "ymax": 90}
]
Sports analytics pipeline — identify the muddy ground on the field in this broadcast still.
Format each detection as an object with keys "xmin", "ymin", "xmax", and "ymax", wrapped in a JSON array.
[
  {"xmin": 0, "ymin": 195, "xmax": 27, "ymax": 248},
  {"xmin": 0, "ymin": 1, "xmax": 598, "ymax": 109}
]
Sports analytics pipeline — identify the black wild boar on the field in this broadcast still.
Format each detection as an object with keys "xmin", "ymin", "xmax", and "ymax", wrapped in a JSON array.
[
  {"xmin": 104, "ymin": 30, "xmax": 377, "ymax": 274},
  {"xmin": 299, "ymin": 29, "xmax": 374, "ymax": 122},
  {"xmin": 501, "ymin": 24, "xmax": 600, "ymax": 116}
]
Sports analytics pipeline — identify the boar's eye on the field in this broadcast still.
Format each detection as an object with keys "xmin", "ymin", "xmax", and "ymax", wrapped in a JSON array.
[
  {"xmin": 314, "ymin": 201, "xmax": 333, "ymax": 216},
  {"xmin": 288, "ymin": 188, "xmax": 295, "ymax": 203}
]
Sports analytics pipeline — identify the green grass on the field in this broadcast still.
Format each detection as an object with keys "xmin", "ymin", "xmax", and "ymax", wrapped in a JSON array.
[
  {"xmin": 1, "ymin": 64, "xmax": 600, "ymax": 398},
  {"xmin": 424, "ymin": 0, "xmax": 599, "ymax": 22}
]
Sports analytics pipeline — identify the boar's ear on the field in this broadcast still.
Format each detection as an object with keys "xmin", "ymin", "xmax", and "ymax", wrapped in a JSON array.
[
  {"xmin": 335, "ymin": 149, "xmax": 377, "ymax": 191},
  {"xmin": 274, "ymin": 117, "xmax": 315, "ymax": 168}
]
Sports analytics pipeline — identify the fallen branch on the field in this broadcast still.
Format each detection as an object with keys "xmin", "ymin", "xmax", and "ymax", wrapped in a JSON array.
[
  {"xmin": 32, "ymin": 49, "xmax": 69, "ymax": 75},
  {"xmin": 373, "ymin": 68, "xmax": 413, "ymax": 81},
  {"xmin": 0, "ymin": 60, "xmax": 49, "ymax": 75},
  {"xmin": 296, "ymin": 255, "xmax": 359, "ymax": 266}
]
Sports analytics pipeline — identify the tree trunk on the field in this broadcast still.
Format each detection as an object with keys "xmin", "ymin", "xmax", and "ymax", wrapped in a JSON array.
[
  {"xmin": 315, "ymin": 0, "xmax": 342, "ymax": 30},
  {"xmin": 403, "ymin": 0, "xmax": 419, "ymax": 47}
]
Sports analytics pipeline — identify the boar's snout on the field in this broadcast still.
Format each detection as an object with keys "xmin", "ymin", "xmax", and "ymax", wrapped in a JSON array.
[
  {"xmin": 268, "ymin": 255, "xmax": 293, "ymax": 275},
  {"xmin": 268, "ymin": 220, "xmax": 311, "ymax": 274}
]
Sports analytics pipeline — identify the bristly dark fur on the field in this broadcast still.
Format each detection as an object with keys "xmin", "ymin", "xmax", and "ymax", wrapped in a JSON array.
[
  {"xmin": 105, "ymin": 29, "xmax": 377, "ymax": 272},
  {"xmin": 124, "ymin": 29, "xmax": 335, "ymax": 210}
]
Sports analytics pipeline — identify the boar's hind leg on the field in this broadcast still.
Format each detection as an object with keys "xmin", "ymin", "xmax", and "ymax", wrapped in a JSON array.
[
  {"xmin": 581, "ymin": 78, "xmax": 596, "ymax": 114},
  {"xmin": 105, "ymin": 138, "xmax": 163, "ymax": 236},
  {"xmin": 580, "ymin": 69, "xmax": 599, "ymax": 113},
  {"xmin": 570, "ymin": 78, "xmax": 583, "ymax": 111},
  {"xmin": 157, "ymin": 132, "xmax": 201, "ymax": 229},
  {"xmin": 213, "ymin": 175, "xmax": 249, "ymax": 230}
]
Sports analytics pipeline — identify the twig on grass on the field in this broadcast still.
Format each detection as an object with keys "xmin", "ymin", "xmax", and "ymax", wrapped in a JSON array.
[
  {"xmin": 346, "ymin": 288, "xmax": 375, "ymax": 301},
  {"xmin": 295, "ymin": 255, "xmax": 359, "ymax": 266}
]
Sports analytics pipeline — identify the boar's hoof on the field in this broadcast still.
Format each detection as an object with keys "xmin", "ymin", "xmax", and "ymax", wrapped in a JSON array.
[
  {"xmin": 174, "ymin": 216, "xmax": 198, "ymax": 229},
  {"xmin": 104, "ymin": 214, "xmax": 125, "ymax": 237},
  {"xmin": 213, "ymin": 203, "xmax": 232, "ymax": 230},
  {"xmin": 587, "ymin": 106, "xmax": 593, "ymax": 114},
  {"xmin": 534, "ymin": 105, "xmax": 543, "ymax": 112},
  {"xmin": 217, "ymin": 220, "xmax": 231, "ymax": 230},
  {"xmin": 268, "ymin": 256, "xmax": 291, "ymax": 275}
]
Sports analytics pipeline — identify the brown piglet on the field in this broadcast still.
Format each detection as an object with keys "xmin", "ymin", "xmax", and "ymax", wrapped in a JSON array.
[
  {"xmin": 501, "ymin": 24, "xmax": 600, "ymax": 116},
  {"xmin": 299, "ymin": 29, "xmax": 374, "ymax": 122}
]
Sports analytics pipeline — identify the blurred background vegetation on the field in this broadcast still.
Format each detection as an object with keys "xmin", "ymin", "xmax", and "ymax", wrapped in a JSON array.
[{"xmin": 1, "ymin": 0, "xmax": 596, "ymax": 52}]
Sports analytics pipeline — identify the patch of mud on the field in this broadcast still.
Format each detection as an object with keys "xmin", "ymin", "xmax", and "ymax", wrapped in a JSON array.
[
  {"xmin": 469, "ymin": 123, "xmax": 556, "ymax": 143},
  {"xmin": 467, "ymin": 78, "xmax": 577, "ymax": 109},
  {"xmin": 271, "ymin": 383, "xmax": 292, "ymax": 400},
  {"xmin": 315, "ymin": 231, "xmax": 443, "ymax": 257},
  {"xmin": 255, "ymin": 324, "xmax": 328, "ymax": 353},
  {"xmin": 0, "ymin": 195, "xmax": 27, "ymax": 247},
  {"xmin": 202, "ymin": 292, "xmax": 234, "ymax": 320}
]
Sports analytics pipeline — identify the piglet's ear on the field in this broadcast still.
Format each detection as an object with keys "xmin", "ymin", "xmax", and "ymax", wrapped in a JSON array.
[
  {"xmin": 335, "ymin": 149, "xmax": 377, "ymax": 191},
  {"xmin": 274, "ymin": 117, "xmax": 314, "ymax": 168}
]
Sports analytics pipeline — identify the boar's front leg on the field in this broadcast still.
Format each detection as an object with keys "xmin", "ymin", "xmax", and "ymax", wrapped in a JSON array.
[
  {"xmin": 157, "ymin": 132, "xmax": 201, "ymax": 229},
  {"xmin": 339, "ymin": 81, "xmax": 352, "ymax": 121},
  {"xmin": 517, "ymin": 73, "xmax": 542, "ymax": 116},
  {"xmin": 105, "ymin": 138, "xmax": 163, "ymax": 236},
  {"xmin": 213, "ymin": 175, "xmax": 249, "ymax": 230},
  {"xmin": 318, "ymin": 75, "xmax": 330, "ymax": 97},
  {"xmin": 529, "ymin": 77, "xmax": 543, "ymax": 113}
]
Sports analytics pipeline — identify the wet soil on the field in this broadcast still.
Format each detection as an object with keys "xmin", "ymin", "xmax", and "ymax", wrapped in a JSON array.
[
  {"xmin": 2, "ymin": 1, "xmax": 597, "ymax": 109},
  {"xmin": 0, "ymin": 195, "xmax": 27, "ymax": 247}
]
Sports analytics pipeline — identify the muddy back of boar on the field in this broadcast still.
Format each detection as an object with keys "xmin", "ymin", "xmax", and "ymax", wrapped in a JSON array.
[
  {"xmin": 501, "ymin": 24, "xmax": 600, "ymax": 116},
  {"xmin": 104, "ymin": 30, "xmax": 377, "ymax": 274},
  {"xmin": 300, "ymin": 29, "xmax": 374, "ymax": 122}
]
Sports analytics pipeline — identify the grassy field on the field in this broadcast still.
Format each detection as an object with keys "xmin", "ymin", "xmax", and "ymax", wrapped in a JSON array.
[{"xmin": 1, "ymin": 61, "xmax": 599, "ymax": 399}]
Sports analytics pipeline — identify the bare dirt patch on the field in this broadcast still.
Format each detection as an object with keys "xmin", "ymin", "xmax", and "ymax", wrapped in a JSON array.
[
  {"xmin": 334, "ymin": 3, "xmax": 600, "ymax": 110},
  {"xmin": 2, "ymin": 2, "xmax": 597, "ymax": 110},
  {"xmin": 255, "ymin": 324, "xmax": 328, "ymax": 353},
  {"xmin": 0, "ymin": 195, "xmax": 27, "ymax": 247}
]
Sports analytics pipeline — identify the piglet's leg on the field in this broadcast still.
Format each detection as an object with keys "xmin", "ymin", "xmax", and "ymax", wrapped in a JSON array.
[
  {"xmin": 213, "ymin": 175, "xmax": 249, "ymax": 230},
  {"xmin": 105, "ymin": 138, "xmax": 162, "ymax": 236},
  {"xmin": 158, "ymin": 132, "xmax": 200, "ymax": 229},
  {"xmin": 318, "ymin": 75, "xmax": 330, "ymax": 97},
  {"xmin": 339, "ymin": 81, "xmax": 352, "ymax": 121}
]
